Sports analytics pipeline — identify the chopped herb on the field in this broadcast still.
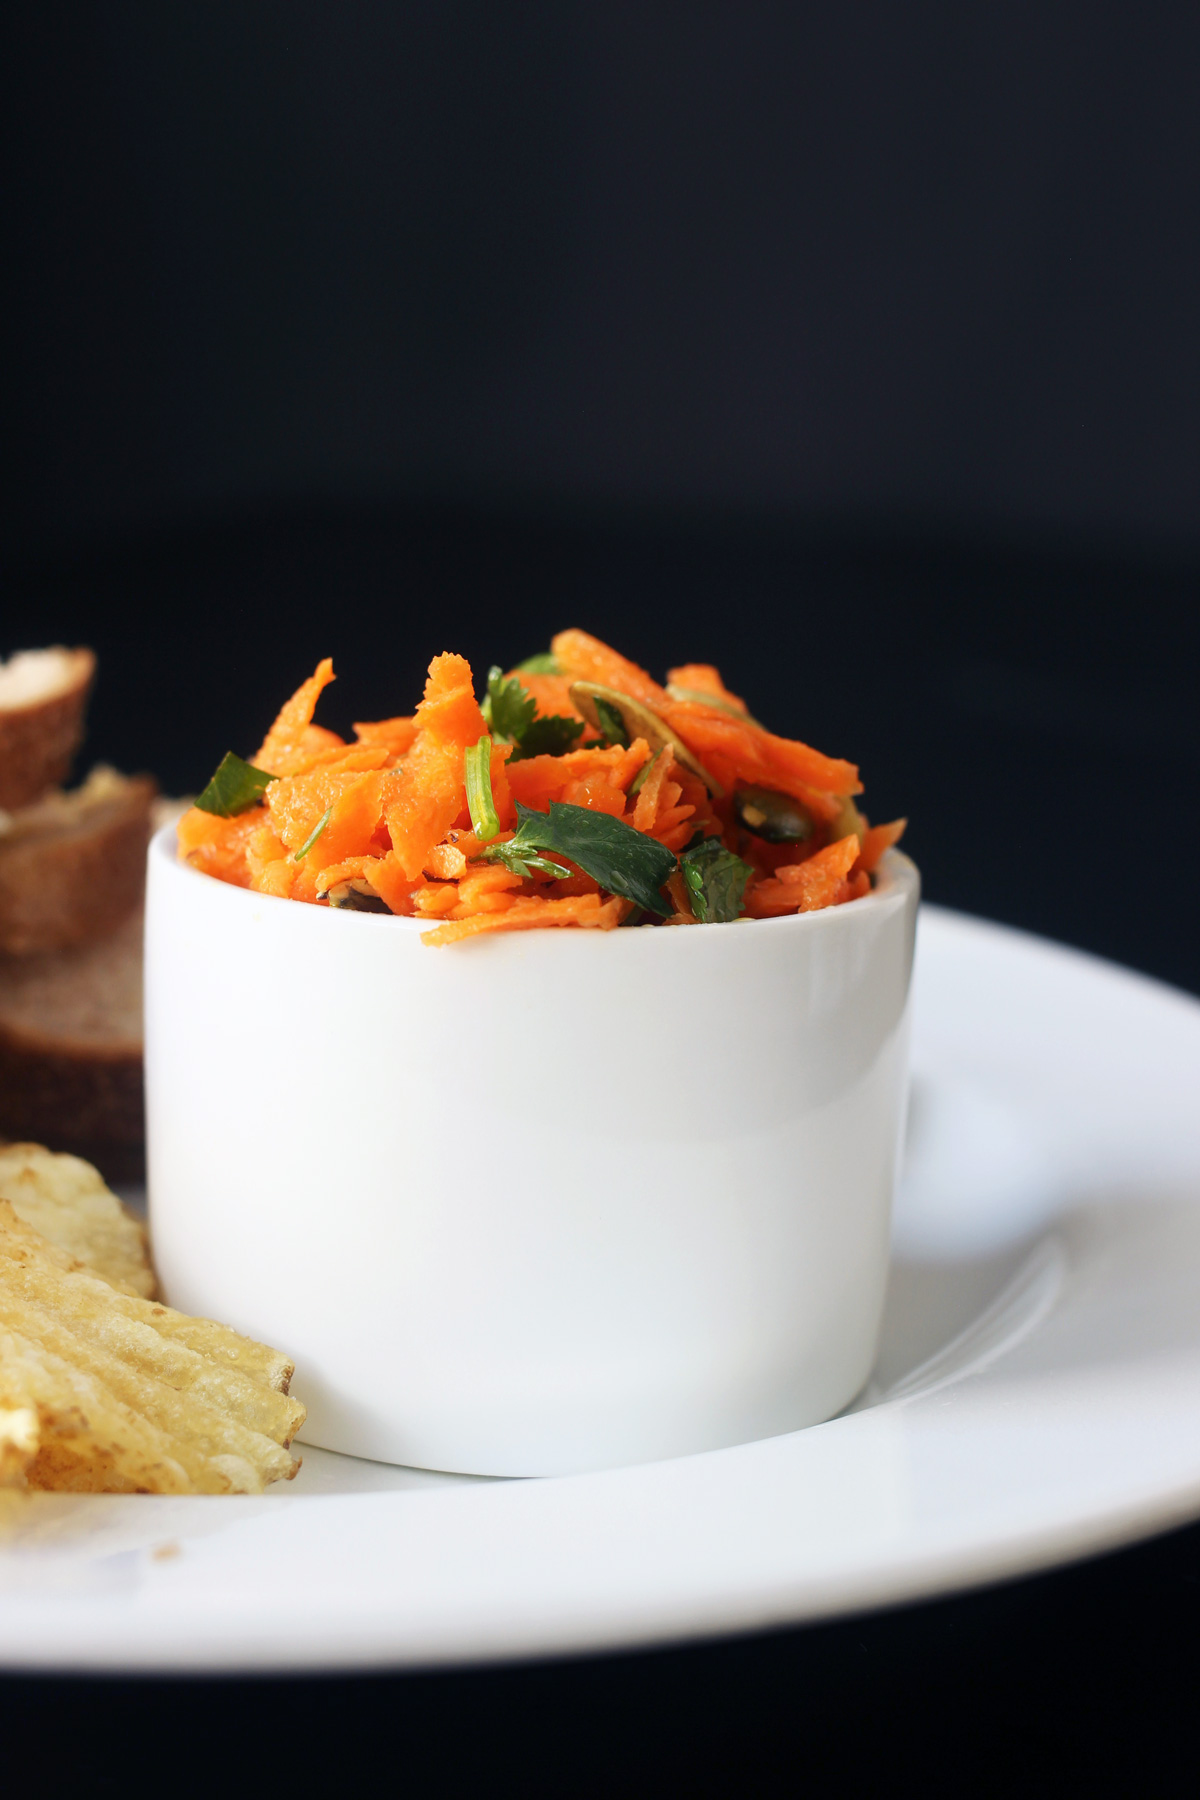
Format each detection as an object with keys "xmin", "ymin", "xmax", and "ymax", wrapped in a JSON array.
[
  {"xmin": 510, "ymin": 713, "xmax": 584, "ymax": 761},
  {"xmin": 515, "ymin": 651, "xmax": 560, "ymax": 675},
  {"xmin": 481, "ymin": 666, "xmax": 537, "ymax": 744},
  {"xmin": 292, "ymin": 803, "xmax": 334, "ymax": 862},
  {"xmin": 482, "ymin": 841, "xmax": 573, "ymax": 882},
  {"xmin": 501, "ymin": 802, "xmax": 675, "ymax": 916},
  {"xmin": 194, "ymin": 752, "xmax": 278, "ymax": 817},
  {"xmin": 679, "ymin": 836, "xmax": 753, "ymax": 924},
  {"xmin": 591, "ymin": 695, "xmax": 630, "ymax": 748},
  {"xmin": 464, "ymin": 736, "xmax": 502, "ymax": 842},
  {"xmin": 480, "ymin": 665, "xmax": 584, "ymax": 760},
  {"xmin": 627, "ymin": 747, "xmax": 662, "ymax": 799}
]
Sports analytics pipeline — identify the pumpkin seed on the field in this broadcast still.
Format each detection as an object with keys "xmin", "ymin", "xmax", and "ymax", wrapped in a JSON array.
[
  {"xmin": 567, "ymin": 682, "xmax": 724, "ymax": 796},
  {"xmin": 665, "ymin": 683, "xmax": 763, "ymax": 728},
  {"xmin": 321, "ymin": 879, "xmax": 391, "ymax": 913},
  {"xmin": 830, "ymin": 793, "xmax": 868, "ymax": 844},
  {"xmin": 732, "ymin": 786, "xmax": 814, "ymax": 843}
]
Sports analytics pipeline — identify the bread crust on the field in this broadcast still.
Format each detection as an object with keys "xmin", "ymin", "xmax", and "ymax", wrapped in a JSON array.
[
  {"xmin": 0, "ymin": 648, "xmax": 95, "ymax": 812},
  {"xmin": 0, "ymin": 1027, "xmax": 144, "ymax": 1180},
  {"xmin": 0, "ymin": 774, "xmax": 155, "ymax": 956},
  {"xmin": 0, "ymin": 899, "xmax": 145, "ymax": 1182}
]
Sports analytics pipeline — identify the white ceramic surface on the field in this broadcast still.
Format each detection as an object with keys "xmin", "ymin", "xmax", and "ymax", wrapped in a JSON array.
[
  {"xmin": 144, "ymin": 826, "xmax": 919, "ymax": 1475},
  {"xmin": 4, "ymin": 906, "xmax": 1200, "ymax": 1676}
]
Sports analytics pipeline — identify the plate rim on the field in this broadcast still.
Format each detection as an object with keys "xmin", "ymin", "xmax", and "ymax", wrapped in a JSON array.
[{"xmin": 4, "ymin": 902, "xmax": 1200, "ymax": 1673}]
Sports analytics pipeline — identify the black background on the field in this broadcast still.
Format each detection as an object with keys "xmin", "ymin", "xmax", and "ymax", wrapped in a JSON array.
[{"xmin": 3, "ymin": 6, "xmax": 1199, "ymax": 1792}]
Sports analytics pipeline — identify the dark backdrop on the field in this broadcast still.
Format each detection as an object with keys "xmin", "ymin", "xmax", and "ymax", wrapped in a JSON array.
[
  {"xmin": 6, "ymin": 4, "xmax": 1200, "ymax": 548},
  {"xmin": 3, "ymin": 5, "xmax": 1199, "ymax": 1793}
]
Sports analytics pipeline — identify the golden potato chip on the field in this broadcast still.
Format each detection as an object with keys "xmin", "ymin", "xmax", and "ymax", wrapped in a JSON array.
[
  {"xmin": 0, "ymin": 1142, "xmax": 154, "ymax": 1298},
  {"xmin": 0, "ymin": 1324, "xmax": 195, "ymax": 1494},
  {"xmin": 0, "ymin": 1201, "xmax": 305, "ymax": 1494},
  {"xmin": 0, "ymin": 1233, "xmax": 303, "ymax": 1448},
  {"xmin": 0, "ymin": 1391, "xmax": 38, "ymax": 1487},
  {"xmin": 0, "ymin": 1350, "xmax": 36, "ymax": 1487},
  {"xmin": 0, "ymin": 1200, "xmax": 294, "ymax": 1393}
]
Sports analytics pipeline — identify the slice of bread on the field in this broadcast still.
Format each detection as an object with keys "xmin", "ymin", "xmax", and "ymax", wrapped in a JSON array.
[
  {"xmin": 0, "ymin": 647, "xmax": 95, "ymax": 812},
  {"xmin": 0, "ymin": 765, "xmax": 156, "ymax": 956},
  {"xmin": 0, "ymin": 907, "xmax": 144, "ymax": 1182}
]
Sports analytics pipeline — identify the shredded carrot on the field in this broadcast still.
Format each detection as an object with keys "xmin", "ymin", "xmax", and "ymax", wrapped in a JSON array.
[
  {"xmin": 312, "ymin": 855, "xmax": 374, "ymax": 894},
  {"xmin": 176, "ymin": 807, "xmax": 260, "ymax": 887},
  {"xmin": 244, "ymin": 820, "xmax": 296, "ymax": 900},
  {"xmin": 744, "ymin": 835, "xmax": 862, "ymax": 916},
  {"xmin": 424, "ymin": 830, "xmax": 486, "ymax": 880},
  {"xmin": 180, "ymin": 635, "xmax": 904, "ymax": 941},
  {"xmin": 561, "ymin": 774, "xmax": 627, "ymax": 817},
  {"xmin": 354, "ymin": 716, "xmax": 419, "ymax": 754},
  {"xmin": 506, "ymin": 740, "xmax": 647, "ymax": 812},
  {"xmin": 254, "ymin": 659, "xmax": 339, "ymax": 776},
  {"xmin": 631, "ymin": 748, "xmax": 673, "ymax": 832},
  {"xmin": 384, "ymin": 655, "xmax": 489, "ymax": 879},
  {"xmin": 511, "ymin": 671, "xmax": 583, "ymax": 721},
  {"xmin": 422, "ymin": 893, "xmax": 624, "ymax": 946},
  {"xmin": 666, "ymin": 664, "xmax": 750, "ymax": 713},
  {"xmin": 447, "ymin": 891, "xmax": 519, "ymax": 919},
  {"xmin": 265, "ymin": 769, "xmax": 386, "ymax": 862},
  {"xmin": 856, "ymin": 818, "xmax": 907, "ymax": 875},
  {"xmin": 551, "ymin": 630, "xmax": 667, "ymax": 706},
  {"xmin": 245, "ymin": 821, "xmax": 289, "ymax": 881},
  {"xmin": 658, "ymin": 700, "xmax": 861, "ymax": 799},
  {"xmin": 295, "ymin": 743, "xmax": 391, "ymax": 776},
  {"xmin": 410, "ymin": 881, "xmax": 461, "ymax": 916},
  {"xmin": 455, "ymin": 864, "xmax": 525, "ymax": 906}
]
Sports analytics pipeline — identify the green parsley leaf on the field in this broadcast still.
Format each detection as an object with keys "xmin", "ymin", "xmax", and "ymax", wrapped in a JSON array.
[
  {"xmin": 194, "ymin": 752, "xmax": 278, "ymax": 817},
  {"xmin": 591, "ymin": 695, "xmax": 630, "ymax": 748},
  {"xmin": 292, "ymin": 803, "xmax": 334, "ymax": 862},
  {"xmin": 504, "ymin": 802, "xmax": 675, "ymax": 916},
  {"xmin": 510, "ymin": 713, "xmax": 585, "ymax": 761},
  {"xmin": 481, "ymin": 666, "xmax": 537, "ymax": 744},
  {"xmin": 515, "ymin": 651, "xmax": 560, "ymax": 675},
  {"xmin": 479, "ymin": 665, "xmax": 585, "ymax": 760},
  {"xmin": 464, "ymin": 736, "xmax": 502, "ymax": 842},
  {"xmin": 482, "ymin": 841, "xmax": 573, "ymax": 881},
  {"xmin": 678, "ymin": 836, "xmax": 753, "ymax": 924}
]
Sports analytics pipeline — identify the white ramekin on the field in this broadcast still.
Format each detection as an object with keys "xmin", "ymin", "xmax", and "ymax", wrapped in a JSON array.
[{"xmin": 145, "ymin": 824, "xmax": 918, "ymax": 1476}]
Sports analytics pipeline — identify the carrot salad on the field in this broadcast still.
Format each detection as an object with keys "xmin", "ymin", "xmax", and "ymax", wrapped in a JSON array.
[{"xmin": 178, "ymin": 630, "xmax": 905, "ymax": 946}]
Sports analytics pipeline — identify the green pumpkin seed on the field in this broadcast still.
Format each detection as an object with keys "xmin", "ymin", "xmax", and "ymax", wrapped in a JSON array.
[
  {"xmin": 567, "ymin": 682, "xmax": 724, "ymax": 796},
  {"xmin": 732, "ymin": 786, "xmax": 814, "ymax": 843},
  {"xmin": 321, "ymin": 879, "xmax": 391, "ymax": 913},
  {"xmin": 664, "ymin": 683, "xmax": 764, "ymax": 728}
]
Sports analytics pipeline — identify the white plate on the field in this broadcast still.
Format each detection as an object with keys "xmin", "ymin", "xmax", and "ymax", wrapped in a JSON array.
[{"xmin": 3, "ymin": 905, "xmax": 1200, "ymax": 1674}]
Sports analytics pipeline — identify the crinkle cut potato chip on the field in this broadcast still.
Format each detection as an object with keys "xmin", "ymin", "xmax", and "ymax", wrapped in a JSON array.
[
  {"xmin": 0, "ymin": 1141, "xmax": 155, "ymax": 1298},
  {"xmin": 0, "ymin": 1383, "xmax": 38, "ymax": 1486},
  {"xmin": 0, "ymin": 1198, "xmax": 305, "ymax": 1494}
]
